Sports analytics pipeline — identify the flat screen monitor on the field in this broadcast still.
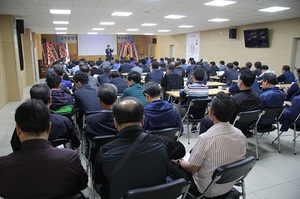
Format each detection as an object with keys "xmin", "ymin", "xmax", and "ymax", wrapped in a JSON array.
[{"xmin": 244, "ymin": 28, "xmax": 269, "ymax": 48}]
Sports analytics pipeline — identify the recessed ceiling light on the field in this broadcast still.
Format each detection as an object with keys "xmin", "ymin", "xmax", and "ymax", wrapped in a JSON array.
[
  {"xmin": 53, "ymin": 21, "xmax": 69, "ymax": 24},
  {"xmin": 164, "ymin": 15, "xmax": 186, "ymax": 19},
  {"xmin": 56, "ymin": 32, "xmax": 67, "ymax": 34},
  {"xmin": 88, "ymin": 32, "xmax": 98, "ymax": 34},
  {"xmin": 208, "ymin": 18, "xmax": 229, "ymax": 22},
  {"xmin": 158, "ymin": 30, "xmax": 171, "ymax": 32},
  {"xmin": 55, "ymin": 27, "xmax": 67, "ymax": 30},
  {"xmin": 259, "ymin": 6, "xmax": 290, "ymax": 13},
  {"xmin": 141, "ymin": 23, "xmax": 157, "ymax": 26},
  {"xmin": 117, "ymin": 33, "xmax": 128, "ymax": 35},
  {"xmin": 92, "ymin": 28, "xmax": 105, "ymax": 31},
  {"xmin": 144, "ymin": 33, "xmax": 154, "ymax": 35},
  {"xmin": 111, "ymin": 12, "xmax": 132, "ymax": 16},
  {"xmin": 127, "ymin": 29, "xmax": 139, "ymax": 31},
  {"xmin": 204, "ymin": 0, "xmax": 236, "ymax": 7},
  {"xmin": 50, "ymin": 9, "xmax": 71, "ymax": 14},
  {"xmin": 178, "ymin": 25, "xmax": 194, "ymax": 28},
  {"xmin": 99, "ymin": 22, "xmax": 115, "ymax": 25}
]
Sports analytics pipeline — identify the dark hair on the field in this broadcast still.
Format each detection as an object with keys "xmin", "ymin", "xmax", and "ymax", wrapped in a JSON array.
[
  {"xmin": 53, "ymin": 67, "xmax": 64, "ymax": 76},
  {"xmin": 30, "ymin": 84, "xmax": 51, "ymax": 105},
  {"xmin": 46, "ymin": 72, "xmax": 61, "ymax": 89},
  {"xmin": 80, "ymin": 65, "xmax": 90, "ymax": 73},
  {"xmin": 282, "ymin": 65, "xmax": 290, "ymax": 71},
  {"xmin": 73, "ymin": 72, "xmax": 89, "ymax": 84},
  {"xmin": 210, "ymin": 61, "xmax": 216, "ymax": 66},
  {"xmin": 113, "ymin": 97, "xmax": 144, "ymax": 124},
  {"xmin": 210, "ymin": 92, "xmax": 235, "ymax": 122},
  {"xmin": 233, "ymin": 61, "xmax": 239, "ymax": 66},
  {"xmin": 254, "ymin": 61, "xmax": 262, "ymax": 69},
  {"xmin": 261, "ymin": 65, "xmax": 269, "ymax": 70},
  {"xmin": 97, "ymin": 83, "xmax": 118, "ymax": 105},
  {"xmin": 140, "ymin": 59, "xmax": 147, "ymax": 65},
  {"xmin": 89, "ymin": 61, "xmax": 96, "ymax": 67},
  {"xmin": 134, "ymin": 61, "xmax": 140, "ymax": 66},
  {"xmin": 193, "ymin": 68, "xmax": 205, "ymax": 82},
  {"xmin": 239, "ymin": 67, "xmax": 255, "ymax": 87},
  {"xmin": 191, "ymin": 60, "xmax": 196, "ymax": 65},
  {"xmin": 159, "ymin": 63, "xmax": 166, "ymax": 68},
  {"xmin": 219, "ymin": 60, "xmax": 225, "ymax": 65},
  {"xmin": 109, "ymin": 71, "xmax": 121, "ymax": 78},
  {"xmin": 151, "ymin": 61, "xmax": 159, "ymax": 69},
  {"xmin": 262, "ymin": 73, "xmax": 278, "ymax": 85},
  {"xmin": 167, "ymin": 64, "xmax": 175, "ymax": 70},
  {"xmin": 143, "ymin": 82, "xmax": 161, "ymax": 97},
  {"xmin": 181, "ymin": 59, "xmax": 186, "ymax": 64},
  {"xmin": 227, "ymin": 63, "xmax": 234, "ymax": 69},
  {"xmin": 128, "ymin": 71, "xmax": 141, "ymax": 83},
  {"xmin": 15, "ymin": 99, "xmax": 50, "ymax": 136},
  {"xmin": 245, "ymin": 62, "xmax": 252, "ymax": 69}
]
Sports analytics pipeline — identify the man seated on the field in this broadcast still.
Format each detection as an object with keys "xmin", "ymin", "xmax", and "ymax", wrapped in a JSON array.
[
  {"xmin": 219, "ymin": 62, "xmax": 238, "ymax": 86},
  {"xmin": 46, "ymin": 72, "xmax": 75, "ymax": 113},
  {"xmin": 120, "ymin": 71, "xmax": 147, "ymax": 106},
  {"xmin": 140, "ymin": 58, "xmax": 151, "ymax": 72},
  {"xmin": 98, "ymin": 66, "xmax": 111, "ymax": 85},
  {"xmin": 143, "ymin": 82, "xmax": 184, "ymax": 134},
  {"xmin": 118, "ymin": 59, "xmax": 132, "ymax": 73},
  {"xmin": 85, "ymin": 83, "xmax": 118, "ymax": 140},
  {"xmin": 90, "ymin": 60, "xmax": 103, "ymax": 76},
  {"xmin": 1, "ymin": 99, "xmax": 87, "ymax": 198},
  {"xmin": 200, "ymin": 68, "xmax": 261, "ymax": 137},
  {"xmin": 256, "ymin": 65, "xmax": 275, "ymax": 80},
  {"xmin": 145, "ymin": 61, "xmax": 164, "ymax": 83},
  {"xmin": 279, "ymin": 93, "xmax": 300, "ymax": 132},
  {"xmin": 130, "ymin": 61, "xmax": 143, "ymax": 75},
  {"xmin": 80, "ymin": 64, "xmax": 99, "ymax": 88},
  {"xmin": 277, "ymin": 65, "xmax": 296, "ymax": 83},
  {"xmin": 258, "ymin": 73, "xmax": 285, "ymax": 129},
  {"xmin": 168, "ymin": 92, "xmax": 247, "ymax": 198},
  {"xmin": 109, "ymin": 71, "xmax": 128, "ymax": 94},
  {"xmin": 282, "ymin": 68, "xmax": 300, "ymax": 101},
  {"xmin": 10, "ymin": 84, "xmax": 80, "ymax": 151},
  {"xmin": 92, "ymin": 98, "xmax": 185, "ymax": 199}
]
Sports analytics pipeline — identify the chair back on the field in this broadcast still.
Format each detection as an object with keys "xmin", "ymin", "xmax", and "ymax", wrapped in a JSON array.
[
  {"xmin": 87, "ymin": 134, "xmax": 115, "ymax": 163},
  {"xmin": 58, "ymin": 192, "xmax": 86, "ymax": 199},
  {"xmin": 184, "ymin": 97, "xmax": 212, "ymax": 121},
  {"xmin": 146, "ymin": 127, "xmax": 180, "ymax": 140},
  {"xmin": 260, "ymin": 107, "xmax": 284, "ymax": 120},
  {"xmin": 232, "ymin": 109, "xmax": 263, "ymax": 128},
  {"xmin": 201, "ymin": 156, "xmax": 257, "ymax": 197},
  {"xmin": 49, "ymin": 138, "xmax": 70, "ymax": 148},
  {"xmin": 123, "ymin": 178, "xmax": 190, "ymax": 199}
]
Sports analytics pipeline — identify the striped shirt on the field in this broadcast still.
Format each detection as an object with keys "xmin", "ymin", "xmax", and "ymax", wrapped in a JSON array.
[
  {"xmin": 180, "ymin": 82, "xmax": 209, "ymax": 98},
  {"xmin": 189, "ymin": 122, "xmax": 247, "ymax": 197}
]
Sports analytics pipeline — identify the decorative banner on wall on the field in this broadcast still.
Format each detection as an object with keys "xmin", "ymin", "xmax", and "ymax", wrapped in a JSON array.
[
  {"xmin": 186, "ymin": 32, "xmax": 200, "ymax": 61},
  {"xmin": 56, "ymin": 34, "xmax": 77, "ymax": 43},
  {"xmin": 117, "ymin": 35, "xmax": 134, "ymax": 43}
]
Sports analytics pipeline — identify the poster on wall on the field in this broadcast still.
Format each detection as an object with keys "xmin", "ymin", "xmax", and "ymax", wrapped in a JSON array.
[
  {"xmin": 55, "ymin": 34, "xmax": 77, "ymax": 43},
  {"xmin": 186, "ymin": 32, "xmax": 200, "ymax": 61}
]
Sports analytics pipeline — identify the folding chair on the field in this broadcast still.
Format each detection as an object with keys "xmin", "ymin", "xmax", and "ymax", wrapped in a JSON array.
[
  {"xmin": 187, "ymin": 156, "xmax": 257, "ymax": 199},
  {"xmin": 182, "ymin": 98, "xmax": 212, "ymax": 144},
  {"xmin": 232, "ymin": 110, "xmax": 264, "ymax": 159},
  {"xmin": 146, "ymin": 127, "xmax": 180, "ymax": 141},
  {"xmin": 272, "ymin": 112, "xmax": 300, "ymax": 155},
  {"xmin": 123, "ymin": 178, "xmax": 190, "ymax": 199}
]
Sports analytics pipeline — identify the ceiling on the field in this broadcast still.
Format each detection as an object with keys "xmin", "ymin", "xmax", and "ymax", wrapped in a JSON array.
[{"xmin": 0, "ymin": 0, "xmax": 300, "ymax": 35}]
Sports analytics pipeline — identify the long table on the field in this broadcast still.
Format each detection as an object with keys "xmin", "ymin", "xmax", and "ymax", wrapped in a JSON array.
[{"xmin": 166, "ymin": 88, "xmax": 229, "ymax": 98}]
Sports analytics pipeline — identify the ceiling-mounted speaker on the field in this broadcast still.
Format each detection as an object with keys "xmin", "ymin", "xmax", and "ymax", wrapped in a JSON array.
[
  {"xmin": 16, "ymin": 19, "xmax": 25, "ymax": 34},
  {"xmin": 229, "ymin": 28, "xmax": 237, "ymax": 39}
]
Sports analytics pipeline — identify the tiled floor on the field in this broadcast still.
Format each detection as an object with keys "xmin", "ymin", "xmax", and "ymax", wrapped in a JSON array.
[{"xmin": 1, "ymin": 85, "xmax": 300, "ymax": 199}]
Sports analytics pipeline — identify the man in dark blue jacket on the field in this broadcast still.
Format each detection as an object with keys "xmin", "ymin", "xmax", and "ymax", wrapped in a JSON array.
[
  {"xmin": 277, "ymin": 65, "xmax": 296, "ymax": 83},
  {"xmin": 145, "ymin": 61, "xmax": 163, "ymax": 83},
  {"xmin": 219, "ymin": 62, "xmax": 238, "ymax": 86},
  {"xmin": 109, "ymin": 71, "xmax": 127, "ymax": 94}
]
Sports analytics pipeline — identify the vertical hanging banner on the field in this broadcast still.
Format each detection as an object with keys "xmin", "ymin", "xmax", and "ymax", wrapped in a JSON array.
[{"xmin": 186, "ymin": 32, "xmax": 200, "ymax": 61}]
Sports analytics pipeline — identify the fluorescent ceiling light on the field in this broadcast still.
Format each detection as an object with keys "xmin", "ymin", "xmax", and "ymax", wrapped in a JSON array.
[
  {"xmin": 55, "ymin": 27, "xmax": 67, "ymax": 30},
  {"xmin": 53, "ymin": 21, "xmax": 69, "ymax": 24},
  {"xmin": 92, "ymin": 28, "xmax": 105, "ymax": 31},
  {"xmin": 204, "ymin": 0, "xmax": 236, "ymax": 7},
  {"xmin": 259, "ymin": 6, "xmax": 290, "ymax": 13},
  {"xmin": 164, "ymin": 15, "xmax": 186, "ymax": 19},
  {"xmin": 178, "ymin": 25, "xmax": 194, "ymax": 28},
  {"xmin": 158, "ymin": 30, "xmax": 171, "ymax": 32},
  {"xmin": 117, "ymin": 33, "xmax": 128, "ymax": 35},
  {"xmin": 111, "ymin": 12, "xmax": 132, "ymax": 16},
  {"xmin": 99, "ymin": 22, "xmax": 115, "ymax": 25},
  {"xmin": 127, "ymin": 29, "xmax": 139, "ymax": 31},
  {"xmin": 141, "ymin": 23, "xmax": 157, "ymax": 26},
  {"xmin": 56, "ymin": 32, "xmax": 67, "ymax": 34},
  {"xmin": 50, "ymin": 9, "xmax": 71, "ymax": 14},
  {"xmin": 144, "ymin": 33, "xmax": 154, "ymax": 35},
  {"xmin": 88, "ymin": 32, "xmax": 98, "ymax": 34},
  {"xmin": 208, "ymin": 18, "xmax": 229, "ymax": 22}
]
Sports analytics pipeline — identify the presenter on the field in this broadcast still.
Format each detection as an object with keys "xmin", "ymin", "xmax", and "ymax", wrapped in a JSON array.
[{"xmin": 105, "ymin": 45, "xmax": 114, "ymax": 61}]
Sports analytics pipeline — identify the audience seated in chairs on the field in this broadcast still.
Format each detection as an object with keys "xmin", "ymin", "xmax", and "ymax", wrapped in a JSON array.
[
  {"xmin": 109, "ymin": 71, "xmax": 127, "ymax": 94},
  {"xmin": 142, "ymin": 82, "xmax": 184, "ymax": 135},
  {"xmin": 46, "ymin": 72, "xmax": 75, "ymax": 114},
  {"xmin": 10, "ymin": 84, "xmax": 80, "ymax": 151},
  {"xmin": 92, "ymin": 98, "xmax": 185, "ymax": 199},
  {"xmin": 168, "ymin": 92, "xmax": 247, "ymax": 198},
  {"xmin": 1, "ymin": 99, "xmax": 87, "ymax": 199},
  {"xmin": 145, "ymin": 61, "xmax": 164, "ymax": 84},
  {"xmin": 200, "ymin": 68, "xmax": 261, "ymax": 137},
  {"xmin": 97, "ymin": 66, "xmax": 111, "ymax": 85},
  {"xmin": 277, "ymin": 65, "xmax": 296, "ymax": 84},
  {"xmin": 219, "ymin": 62, "xmax": 239, "ymax": 86},
  {"xmin": 80, "ymin": 64, "xmax": 99, "ymax": 88}
]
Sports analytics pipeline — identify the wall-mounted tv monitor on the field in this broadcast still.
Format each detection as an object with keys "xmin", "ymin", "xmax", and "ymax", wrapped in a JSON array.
[{"xmin": 244, "ymin": 28, "xmax": 269, "ymax": 48}]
